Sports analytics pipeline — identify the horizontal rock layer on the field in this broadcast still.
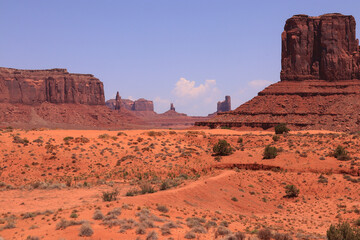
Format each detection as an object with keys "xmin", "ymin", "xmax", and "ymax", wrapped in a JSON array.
[{"xmin": 196, "ymin": 80, "xmax": 360, "ymax": 131}]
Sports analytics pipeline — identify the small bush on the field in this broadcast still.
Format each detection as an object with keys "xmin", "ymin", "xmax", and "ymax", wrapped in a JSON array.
[
  {"xmin": 263, "ymin": 145, "xmax": 277, "ymax": 159},
  {"xmin": 26, "ymin": 236, "xmax": 40, "ymax": 240},
  {"xmin": 79, "ymin": 223, "xmax": 94, "ymax": 237},
  {"xmin": 63, "ymin": 136, "xmax": 74, "ymax": 142},
  {"xmin": 107, "ymin": 207, "xmax": 121, "ymax": 216},
  {"xmin": 147, "ymin": 131, "xmax": 162, "ymax": 137},
  {"xmin": 273, "ymin": 232, "xmax": 293, "ymax": 240},
  {"xmin": 92, "ymin": 210, "xmax": 104, "ymax": 220},
  {"xmin": 355, "ymin": 218, "xmax": 360, "ymax": 227},
  {"xmin": 318, "ymin": 174, "xmax": 328, "ymax": 184},
  {"xmin": 234, "ymin": 232, "xmax": 246, "ymax": 240},
  {"xmin": 98, "ymin": 134, "xmax": 110, "ymax": 139},
  {"xmin": 102, "ymin": 190, "xmax": 118, "ymax": 201},
  {"xmin": 327, "ymin": 222, "xmax": 360, "ymax": 240},
  {"xmin": 284, "ymin": 185, "xmax": 299, "ymax": 198},
  {"xmin": 272, "ymin": 135, "xmax": 280, "ymax": 142},
  {"xmin": 136, "ymin": 225, "xmax": 146, "ymax": 235},
  {"xmin": 56, "ymin": 219, "xmax": 86, "ymax": 230},
  {"xmin": 331, "ymin": 145, "xmax": 351, "ymax": 161},
  {"xmin": 258, "ymin": 229, "xmax": 272, "ymax": 240},
  {"xmin": 275, "ymin": 123, "xmax": 290, "ymax": 134},
  {"xmin": 146, "ymin": 230, "xmax": 158, "ymax": 240},
  {"xmin": 12, "ymin": 136, "xmax": 29, "ymax": 145},
  {"xmin": 157, "ymin": 205, "xmax": 169, "ymax": 213},
  {"xmin": 192, "ymin": 225, "xmax": 207, "ymax": 234},
  {"xmin": 140, "ymin": 183, "xmax": 155, "ymax": 194},
  {"xmin": 213, "ymin": 140, "xmax": 234, "ymax": 156},
  {"xmin": 184, "ymin": 231, "xmax": 196, "ymax": 239},
  {"xmin": 216, "ymin": 226, "xmax": 231, "ymax": 236}
]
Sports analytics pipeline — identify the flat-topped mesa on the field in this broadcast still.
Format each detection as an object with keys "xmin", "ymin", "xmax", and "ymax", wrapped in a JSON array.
[
  {"xmin": 281, "ymin": 13, "xmax": 360, "ymax": 81},
  {"xmin": 105, "ymin": 96, "xmax": 154, "ymax": 112},
  {"xmin": 0, "ymin": 67, "xmax": 105, "ymax": 105},
  {"xmin": 132, "ymin": 98, "xmax": 154, "ymax": 111}
]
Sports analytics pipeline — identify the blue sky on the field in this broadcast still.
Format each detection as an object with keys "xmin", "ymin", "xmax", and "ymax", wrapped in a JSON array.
[{"xmin": 1, "ymin": 0, "xmax": 359, "ymax": 115}]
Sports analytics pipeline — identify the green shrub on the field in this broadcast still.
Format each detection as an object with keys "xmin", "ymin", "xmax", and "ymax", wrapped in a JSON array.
[
  {"xmin": 147, "ymin": 131, "xmax": 162, "ymax": 137},
  {"xmin": 140, "ymin": 183, "xmax": 155, "ymax": 194},
  {"xmin": 318, "ymin": 174, "xmax": 328, "ymax": 184},
  {"xmin": 355, "ymin": 218, "xmax": 360, "ymax": 227},
  {"xmin": 273, "ymin": 232, "xmax": 292, "ymax": 240},
  {"xmin": 284, "ymin": 185, "xmax": 299, "ymax": 198},
  {"xmin": 98, "ymin": 134, "xmax": 110, "ymax": 139},
  {"xmin": 327, "ymin": 222, "xmax": 360, "ymax": 240},
  {"xmin": 12, "ymin": 136, "xmax": 29, "ymax": 145},
  {"xmin": 102, "ymin": 190, "xmax": 118, "ymax": 201},
  {"xmin": 272, "ymin": 135, "xmax": 280, "ymax": 142},
  {"xmin": 156, "ymin": 205, "xmax": 169, "ymax": 213},
  {"xmin": 79, "ymin": 223, "xmax": 94, "ymax": 237},
  {"xmin": 263, "ymin": 145, "xmax": 277, "ymax": 159},
  {"xmin": 275, "ymin": 123, "xmax": 290, "ymax": 134},
  {"xmin": 258, "ymin": 229, "xmax": 272, "ymax": 240},
  {"xmin": 63, "ymin": 136, "xmax": 74, "ymax": 142},
  {"xmin": 70, "ymin": 212, "xmax": 78, "ymax": 218},
  {"xmin": 213, "ymin": 140, "xmax": 234, "ymax": 156},
  {"xmin": 331, "ymin": 145, "xmax": 351, "ymax": 161}
]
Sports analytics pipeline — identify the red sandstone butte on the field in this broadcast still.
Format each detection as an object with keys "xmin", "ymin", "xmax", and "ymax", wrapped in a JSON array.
[
  {"xmin": 0, "ymin": 67, "xmax": 143, "ymax": 129},
  {"xmin": 281, "ymin": 13, "xmax": 360, "ymax": 81},
  {"xmin": 0, "ymin": 67, "xmax": 105, "ymax": 105},
  {"xmin": 196, "ymin": 13, "xmax": 360, "ymax": 132}
]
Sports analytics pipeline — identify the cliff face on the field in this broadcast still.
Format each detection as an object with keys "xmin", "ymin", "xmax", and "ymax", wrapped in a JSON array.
[
  {"xmin": 0, "ymin": 68, "xmax": 105, "ymax": 105},
  {"xmin": 196, "ymin": 13, "xmax": 360, "ymax": 132},
  {"xmin": 281, "ymin": 13, "xmax": 360, "ymax": 81}
]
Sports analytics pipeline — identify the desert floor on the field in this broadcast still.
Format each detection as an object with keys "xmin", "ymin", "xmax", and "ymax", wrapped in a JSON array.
[{"xmin": 0, "ymin": 128, "xmax": 359, "ymax": 240}]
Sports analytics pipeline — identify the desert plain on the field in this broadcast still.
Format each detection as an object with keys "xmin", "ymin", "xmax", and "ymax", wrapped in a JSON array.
[{"xmin": 0, "ymin": 127, "xmax": 359, "ymax": 240}]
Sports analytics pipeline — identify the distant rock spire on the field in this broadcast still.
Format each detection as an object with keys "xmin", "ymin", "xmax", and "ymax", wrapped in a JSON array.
[
  {"xmin": 217, "ymin": 96, "xmax": 231, "ymax": 112},
  {"xmin": 115, "ymin": 91, "xmax": 121, "ymax": 110},
  {"xmin": 170, "ymin": 103, "xmax": 175, "ymax": 111}
]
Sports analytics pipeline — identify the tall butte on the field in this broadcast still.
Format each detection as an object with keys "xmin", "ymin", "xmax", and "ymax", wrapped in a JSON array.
[{"xmin": 196, "ymin": 13, "xmax": 360, "ymax": 131}]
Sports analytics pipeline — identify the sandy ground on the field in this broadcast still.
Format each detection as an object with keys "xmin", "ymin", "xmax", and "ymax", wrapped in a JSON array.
[{"xmin": 0, "ymin": 128, "xmax": 359, "ymax": 239}]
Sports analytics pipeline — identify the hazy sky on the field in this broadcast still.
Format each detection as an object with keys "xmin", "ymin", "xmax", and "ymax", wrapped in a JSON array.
[{"xmin": 1, "ymin": 1, "xmax": 359, "ymax": 115}]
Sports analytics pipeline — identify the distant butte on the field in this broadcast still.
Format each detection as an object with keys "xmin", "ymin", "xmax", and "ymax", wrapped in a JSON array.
[
  {"xmin": 0, "ymin": 68, "xmax": 143, "ymax": 129},
  {"xmin": 0, "ymin": 67, "xmax": 104, "ymax": 105},
  {"xmin": 106, "ymin": 94, "xmax": 210, "ymax": 128},
  {"xmin": 196, "ymin": 13, "xmax": 360, "ymax": 132}
]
